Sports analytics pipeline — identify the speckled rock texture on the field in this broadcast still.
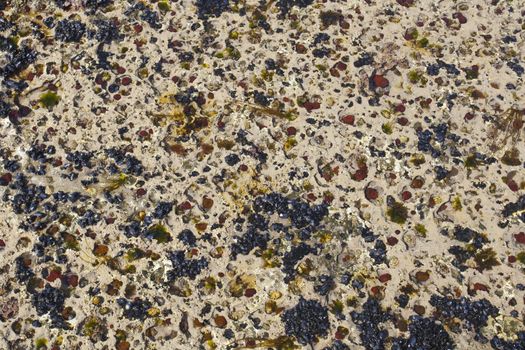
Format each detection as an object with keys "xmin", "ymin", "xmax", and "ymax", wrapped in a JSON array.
[{"xmin": 0, "ymin": 0, "xmax": 524, "ymax": 349}]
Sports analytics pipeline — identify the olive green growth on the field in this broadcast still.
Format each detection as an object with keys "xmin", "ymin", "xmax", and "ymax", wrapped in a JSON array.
[
  {"xmin": 416, "ymin": 37, "xmax": 429, "ymax": 48},
  {"xmin": 382, "ymin": 123, "xmax": 393, "ymax": 134},
  {"xmin": 465, "ymin": 155, "xmax": 478, "ymax": 168},
  {"xmin": 35, "ymin": 338, "xmax": 48, "ymax": 349},
  {"xmin": 126, "ymin": 247, "xmax": 146, "ymax": 262},
  {"xmin": 387, "ymin": 202, "xmax": 408, "ymax": 224},
  {"xmin": 474, "ymin": 248, "xmax": 500, "ymax": 271},
  {"xmin": 158, "ymin": 1, "xmax": 170, "ymax": 12},
  {"xmin": 414, "ymin": 224, "xmax": 427, "ymax": 237},
  {"xmin": 39, "ymin": 92, "xmax": 60, "ymax": 108},
  {"xmin": 147, "ymin": 224, "xmax": 172, "ymax": 243}
]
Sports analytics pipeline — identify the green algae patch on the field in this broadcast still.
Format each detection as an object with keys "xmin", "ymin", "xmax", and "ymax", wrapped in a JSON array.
[
  {"xmin": 452, "ymin": 196, "xmax": 462, "ymax": 211},
  {"xmin": 39, "ymin": 91, "xmax": 60, "ymax": 108},
  {"xmin": 465, "ymin": 154, "xmax": 478, "ymax": 168},
  {"xmin": 35, "ymin": 338, "xmax": 47, "ymax": 349},
  {"xmin": 474, "ymin": 248, "xmax": 500, "ymax": 271},
  {"xmin": 415, "ymin": 224, "xmax": 427, "ymax": 237},
  {"xmin": 146, "ymin": 224, "xmax": 172, "ymax": 243},
  {"xmin": 407, "ymin": 69, "xmax": 428, "ymax": 85},
  {"xmin": 105, "ymin": 173, "xmax": 129, "ymax": 192},
  {"xmin": 387, "ymin": 202, "xmax": 408, "ymax": 225},
  {"xmin": 517, "ymin": 252, "xmax": 525, "ymax": 265},
  {"xmin": 126, "ymin": 247, "xmax": 147, "ymax": 262},
  {"xmin": 158, "ymin": 1, "xmax": 170, "ymax": 12},
  {"xmin": 381, "ymin": 123, "xmax": 393, "ymax": 134}
]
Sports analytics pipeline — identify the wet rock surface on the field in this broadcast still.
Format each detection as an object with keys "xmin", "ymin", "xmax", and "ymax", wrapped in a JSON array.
[{"xmin": 0, "ymin": 0, "xmax": 524, "ymax": 349}]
